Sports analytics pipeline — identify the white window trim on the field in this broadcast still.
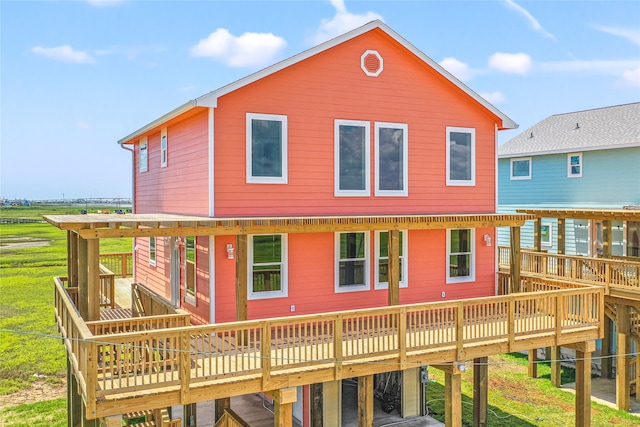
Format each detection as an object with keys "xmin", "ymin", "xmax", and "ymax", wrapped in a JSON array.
[
  {"xmin": 160, "ymin": 128, "xmax": 168, "ymax": 168},
  {"xmin": 510, "ymin": 157, "xmax": 531, "ymax": 180},
  {"xmin": 541, "ymin": 222, "xmax": 553, "ymax": 247},
  {"xmin": 139, "ymin": 137, "xmax": 148, "ymax": 173},
  {"xmin": 445, "ymin": 127, "xmax": 476, "ymax": 186},
  {"xmin": 567, "ymin": 153, "xmax": 582, "ymax": 178},
  {"xmin": 246, "ymin": 113, "xmax": 288, "ymax": 184},
  {"xmin": 446, "ymin": 229, "xmax": 475, "ymax": 284},
  {"xmin": 149, "ymin": 237, "xmax": 157, "ymax": 267},
  {"xmin": 335, "ymin": 119, "xmax": 371, "ymax": 197},
  {"xmin": 375, "ymin": 122, "xmax": 408, "ymax": 196},
  {"xmin": 335, "ymin": 231, "xmax": 370, "ymax": 293},
  {"xmin": 374, "ymin": 230, "xmax": 408, "ymax": 290},
  {"xmin": 248, "ymin": 234, "xmax": 288, "ymax": 300},
  {"xmin": 184, "ymin": 236, "xmax": 197, "ymax": 305}
]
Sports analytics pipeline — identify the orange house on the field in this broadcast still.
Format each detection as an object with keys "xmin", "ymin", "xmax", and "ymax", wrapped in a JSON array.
[{"xmin": 118, "ymin": 20, "xmax": 517, "ymax": 423}]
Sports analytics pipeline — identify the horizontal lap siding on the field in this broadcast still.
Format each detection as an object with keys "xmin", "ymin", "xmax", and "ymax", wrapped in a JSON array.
[
  {"xmin": 214, "ymin": 29, "xmax": 498, "ymax": 217},
  {"xmin": 134, "ymin": 236, "xmax": 170, "ymax": 298},
  {"xmin": 182, "ymin": 237, "xmax": 211, "ymax": 325},
  {"xmin": 135, "ymin": 110, "xmax": 209, "ymax": 215}
]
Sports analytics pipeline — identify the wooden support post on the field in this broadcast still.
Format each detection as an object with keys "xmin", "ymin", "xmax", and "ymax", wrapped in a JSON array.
[
  {"xmin": 575, "ymin": 344, "xmax": 593, "ymax": 427},
  {"xmin": 557, "ymin": 219, "xmax": 566, "ymax": 255},
  {"xmin": 509, "ymin": 226, "xmax": 521, "ymax": 293},
  {"xmin": 268, "ymin": 387, "xmax": 297, "ymax": 427},
  {"xmin": 533, "ymin": 218, "xmax": 542, "ymax": 252},
  {"xmin": 388, "ymin": 229, "xmax": 400, "ymax": 306},
  {"xmin": 528, "ymin": 349, "xmax": 538, "ymax": 378},
  {"xmin": 77, "ymin": 237, "xmax": 89, "ymax": 318},
  {"xmin": 310, "ymin": 383, "xmax": 323, "ymax": 427},
  {"xmin": 551, "ymin": 346, "xmax": 562, "ymax": 387},
  {"xmin": 601, "ymin": 317, "xmax": 612, "ymax": 379},
  {"xmin": 68, "ymin": 231, "xmax": 79, "ymax": 288},
  {"xmin": 617, "ymin": 304, "xmax": 630, "ymax": 411},
  {"xmin": 214, "ymin": 398, "xmax": 230, "ymax": 421},
  {"xmin": 235, "ymin": 235, "xmax": 248, "ymax": 322},
  {"xmin": 473, "ymin": 357, "xmax": 488, "ymax": 427},
  {"xmin": 68, "ymin": 359, "xmax": 81, "ymax": 427},
  {"xmin": 322, "ymin": 381, "xmax": 341, "ymax": 426},
  {"xmin": 358, "ymin": 375, "xmax": 374, "ymax": 427},
  {"xmin": 445, "ymin": 369, "xmax": 462, "ymax": 427},
  {"xmin": 602, "ymin": 220, "xmax": 612, "ymax": 259},
  {"xmin": 101, "ymin": 415, "xmax": 123, "ymax": 427},
  {"xmin": 87, "ymin": 238, "xmax": 100, "ymax": 322}
]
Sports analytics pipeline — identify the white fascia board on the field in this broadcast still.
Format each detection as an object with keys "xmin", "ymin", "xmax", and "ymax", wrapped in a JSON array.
[
  {"xmin": 497, "ymin": 142, "xmax": 640, "ymax": 158},
  {"xmin": 117, "ymin": 100, "xmax": 198, "ymax": 145}
]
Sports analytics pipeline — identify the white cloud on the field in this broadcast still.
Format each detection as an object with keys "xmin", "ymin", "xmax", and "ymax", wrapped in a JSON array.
[
  {"xmin": 539, "ymin": 59, "xmax": 639, "ymax": 74},
  {"xmin": 76, "ymin": 121, "xmax": 92, "ymax": 130},
  {"xmin": 31, "ymin": 45, "xmax": 95, "ymax": 64},
  {"xmin": 190, "ymin": 28, "xmax": 287, "ymax": 68},
  {"xmin": 503, "ymin": 0, "xmax": 555, "ymax": 40},
  {"xmin": 439, "ymin": 57, "xmax": 474, "ymax": 82},
  {"xmin": 488, "ymin": 52, "xmax": 532, "ymax": 75},
  {"xmin": 86, "ymin": 0, "xmax": 125, "ymax": 7},
  {"xmin": 621, "ymin": 66, "xmax": 640, "ymax": 88},
  {"xmin": 479, "ymin": 91, "xmax": 507, "ymax": 105},
  {"xmin": 594, "ymin": 26, "xmax": 640, "ymax": 47},
  {"xmin": 309, "ymin": 0, "xmax": 383, "ymax": 45}
]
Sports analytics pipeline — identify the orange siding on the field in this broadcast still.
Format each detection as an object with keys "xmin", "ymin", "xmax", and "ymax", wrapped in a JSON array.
[
  {"xmin": 135, "ymin": 110, "xmax": 209, "ymax": 215},
  {"xmin": 214, "ymin": 29, "xmax": 498, "ymax": 217},
  {"xmin": 181, "ymin": 236, "xmax": 211, "ymax": 325},
  {"xmin": 134, "ymin": 236, "xmax": 170, "ymax": 298}
]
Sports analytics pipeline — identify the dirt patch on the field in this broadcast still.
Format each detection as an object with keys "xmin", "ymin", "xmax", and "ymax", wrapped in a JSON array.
[
  {"xmin": 0, "ymin": 381, "xmax": 66, "ymax": 409},
  {"xmin": 0, "ymin": 236, "xmax": 51, "ymax": 250}
]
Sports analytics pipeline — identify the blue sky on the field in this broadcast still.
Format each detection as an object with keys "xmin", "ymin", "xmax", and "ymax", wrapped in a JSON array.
[{"xmin": 2, "ymin": 0, "xmax": 639, "ymax": 200}]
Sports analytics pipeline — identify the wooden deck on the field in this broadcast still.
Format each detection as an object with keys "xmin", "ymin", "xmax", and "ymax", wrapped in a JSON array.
[{"xmin": 54, "ymin": 276, "xmax": 603, "ymax": 419}]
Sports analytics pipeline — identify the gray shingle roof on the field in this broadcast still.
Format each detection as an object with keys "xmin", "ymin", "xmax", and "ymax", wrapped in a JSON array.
[{"xmin": 498, "ymin": 103, "xmax": 640, "ymax": 157}]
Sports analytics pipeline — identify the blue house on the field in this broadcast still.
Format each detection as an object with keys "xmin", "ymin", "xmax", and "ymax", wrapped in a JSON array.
[{"xmin": 497, "ymin": 103, "xmax": 640, "ymax": 256}]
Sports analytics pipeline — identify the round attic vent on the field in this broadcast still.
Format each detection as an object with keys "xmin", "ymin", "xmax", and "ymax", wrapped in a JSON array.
[{"xmin": 361, "ymin": 50, "xmax": 383, "ymax": 77}]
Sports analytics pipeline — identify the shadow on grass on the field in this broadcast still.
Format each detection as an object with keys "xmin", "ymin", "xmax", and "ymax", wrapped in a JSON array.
[{"xmin": 426, "ymin": 381, "xmax": 538, "ymax": 427}]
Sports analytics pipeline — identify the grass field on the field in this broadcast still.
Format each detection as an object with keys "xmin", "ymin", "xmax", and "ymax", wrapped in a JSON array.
[{"xmin": 1, "ymin": 205, "xmax": 638, "ymax": 426}]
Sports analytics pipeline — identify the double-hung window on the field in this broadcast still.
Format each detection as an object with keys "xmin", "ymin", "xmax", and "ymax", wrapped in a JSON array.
[
  {"xmin": 160, "ymin": 128, "xmax": 168, "ymax": 168},
  {"xmin": 149, "ymin": 237, "xmax": 157, "ymax": 266},
  {"xmin": 248, "ymin": 234, "xmax": 287, "ymax": 299},
  {"xmin": 139, "ymin": 138, "xmax": 148, "ymax": 173},
  {"xmin": 568, "ymin": 153, "xmax": 582, "ymax": 178},
  {"xmin": 246, "ymin": 113, "xmax": 288, "ymax": 184},
  {"xmin": 375, "ymin": 231, "xmax": 408, "ymax": 289},
  {"xmin": 375, "ymin": 123, "xmax": 408, "ymax": 196},
  {"xmin": 184, "ymin": 236, "xmax": 196, "ymax": 304},
  {"xmin": 447, "ymin": 229, "xmax": 474, "ymax": 283},
  {"xmin": 510, "ymin": 157, "xmax": 531, "ymax": 180},
  {"xmin": 335, "ymin": 120, "xmax": 370, "ymax": 196},
  {"xmin": 335, "ymin": 232, "xmax": 369, "ymax": 292},
  {"xmin": 541, "ymin": 223, "xmax": 553, "ymax": 247},
  {"xmin": 446, "ymin": 127, "xmax": 475, "ymax": 186}
]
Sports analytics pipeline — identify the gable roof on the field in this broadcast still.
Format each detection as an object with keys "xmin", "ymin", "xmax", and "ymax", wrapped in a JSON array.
[
  {"xmin": 498, "ymin": 102, "xmax": 640, "ymax": 158},
  {"xmin": 118, "ymin": 20, "xmax": 516, "ymax": 145}
]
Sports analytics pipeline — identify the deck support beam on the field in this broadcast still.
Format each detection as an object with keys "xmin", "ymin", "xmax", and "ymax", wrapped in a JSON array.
[
  {"xmin": 388, "ymin": 230, "xmax": 400, "ymax": 306},
  {"xmin": 509, "ymin": 226, "xmax": 521, "ymax": 293},
  {"xmin": 550, "ymin": 346, "xmax": 562, "ymax": 387},
  {"xmin": 358, "ymin": 375, "xmax": 374, "ymax": 427},
  {"xmin": 616, "ymin": 304, "xmax": 630, "ymax": 411},
  {"xmin": 235, "ymin": 235, "xmax": 248, "ymax": 322},
  {"xmin": 528, "ymin": 349, "xmax": 538, "ymax": 378},
  {"xmin": 435, "ymin": 364, "xmax": 463, "ymax": 427},
  {"xmin": 569, "ymin": 341, "xmax": 595, "ymax": 427},
  {"xmin": 473, "ymin": 357, "xmax": 488, "ymax": 427}
]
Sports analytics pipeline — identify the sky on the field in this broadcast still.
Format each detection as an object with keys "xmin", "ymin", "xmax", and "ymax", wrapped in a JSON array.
[{"xmin": 1, "ymin": 0, "xmax": 639, "ymax": 200}]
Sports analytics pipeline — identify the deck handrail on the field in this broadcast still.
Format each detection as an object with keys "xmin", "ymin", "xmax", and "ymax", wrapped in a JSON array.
[
  {"xmin": 54, "ymin": 275, "xmax": 603, "ymax": 418},
  {"xmin": 99, "ymin": 252, "xmax": 133, "ymax": 278}
]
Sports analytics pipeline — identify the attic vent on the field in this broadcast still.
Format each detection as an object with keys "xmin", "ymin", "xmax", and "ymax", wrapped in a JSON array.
[{"xmin": 361, "ymin": 50, "xmax": 383, "ymax": 77}]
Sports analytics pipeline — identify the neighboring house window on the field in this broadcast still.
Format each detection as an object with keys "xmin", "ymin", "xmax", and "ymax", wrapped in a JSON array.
[
  {"xmin": 446, "ymin": 127, "xmax": 475, "ymax": 186},
  {"xmin": 541, "ymin": 223, "xmax": 553, "ymax": 247},
  {"xmin": 375, "ymin": 231, "xmax": 408, "ymax": 289},
  {"xmin": 184, "ymin": 236, "xmax": 196, "ymax": 304},
  {"xmin": 149, "ymin": 237, "xmax": 156, "ymax": 266},
  {"xmin": 160, "ymin": 128, "xmax": 168, "ymax": 168},
  {"xmin": 335, "ymin": 232, "xmax": 369, "ymax": 292},
  {"xmin": 568, "ymin": 153, "xmax": 582, "ymax": 178},
  {"xmin": 248, "ymin": 234, "xmax": 287, "ymax": 299},
  {"xmin": 510, "ymin": 157, "xmax": 531, "ymax": 180},
  {"xmin": 335, "ymin": 120, "xmax": 370, "ymax": 196},
  {"xmin": 447, "ymin": 229, "xmax": 475, "ymax": 283},
  {"xmin": 375, "ymin": 122, "xmax": 408, "ymax": 196},
  {"xmin": 139, "ymin": 138, "xmax": 148, "ymax": 173},
  {"xmin": 246, "ymin": 113, "xmax": 288, "ymax": 184}
]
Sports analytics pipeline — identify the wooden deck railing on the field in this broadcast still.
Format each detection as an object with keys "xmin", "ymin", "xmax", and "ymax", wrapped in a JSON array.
[
  {"xmin": 54, "ymin": 275, "xmax": 603, "ymax": 419},
  {"xmin": 498, "ymin": 246, "xmax": 640, "ymax": 297},
  {"xmin": 99, "ymin": 252, "xmax": 133, "ymax": 278},
  {"xmin": 57, "ymin": 272, "xmax": 116, "ymax": 309}
]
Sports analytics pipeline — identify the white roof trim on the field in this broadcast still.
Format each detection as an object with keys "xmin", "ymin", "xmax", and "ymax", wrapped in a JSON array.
[
  {"xmin": 119, "ymin": 20, "xmax": 517, "ymax": 144},
  {"xmin": 497, "ymin": 141, "xmax": 640, "ymax": 158}
]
